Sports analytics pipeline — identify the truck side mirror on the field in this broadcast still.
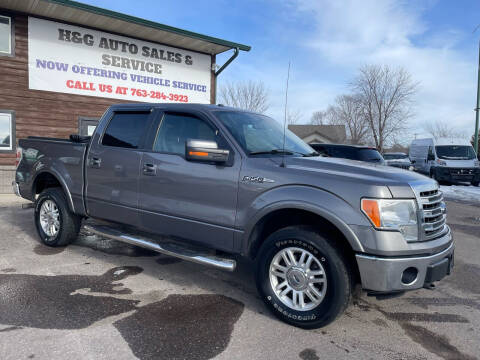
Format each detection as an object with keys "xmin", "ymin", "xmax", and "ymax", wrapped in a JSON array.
[
  {"xmin": 185, "ymin": 139, "xmax": 229, "ymax": 163},
  {"xmin": 427, "ymin": 153, "xmax": 435, "ymax": 161}
]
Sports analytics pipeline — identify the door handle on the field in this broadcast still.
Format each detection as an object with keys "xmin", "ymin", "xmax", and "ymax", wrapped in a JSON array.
[
  {"xmin": 143, "ymin": 163, "xmax": 156, "ymax": 175},
  {"xmin": 90, "ymin": 157, "xmax": 101, "ymax": 168}
]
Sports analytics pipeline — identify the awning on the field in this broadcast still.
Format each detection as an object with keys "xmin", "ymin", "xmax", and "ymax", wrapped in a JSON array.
[{"xmin": 1, "ymin": 0, "xmax": 251, "ymax": 55}]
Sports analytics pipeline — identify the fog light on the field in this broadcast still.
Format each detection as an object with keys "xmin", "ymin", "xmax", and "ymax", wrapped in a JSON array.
[{"xmin": 401, "ymin": 267, "xmax": 418, "ymax": 285}]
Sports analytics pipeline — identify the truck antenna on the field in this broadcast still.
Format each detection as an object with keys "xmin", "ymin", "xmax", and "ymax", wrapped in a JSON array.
[{"xmin": 281, "ymin": 61, "xmax": 291, "ymax": 168}]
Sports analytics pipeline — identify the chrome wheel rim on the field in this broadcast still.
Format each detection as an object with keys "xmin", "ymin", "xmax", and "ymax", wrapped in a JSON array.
[
  {"xmin": 269, "ymin": 246, "xmax": 327, "ymax": 311},
  {"xmin": 39, "ymin": 200, "xmax": 60, "ymax": 237}
]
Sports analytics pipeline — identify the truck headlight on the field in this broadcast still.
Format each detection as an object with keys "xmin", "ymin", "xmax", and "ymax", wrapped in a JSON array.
[
  {"xmin": 436, "ymin": 159, "xmax": 447, "ymax": 166},
  {"xmin": 361, "ymin": 199, "xmax": 418, "ymax": 241}
]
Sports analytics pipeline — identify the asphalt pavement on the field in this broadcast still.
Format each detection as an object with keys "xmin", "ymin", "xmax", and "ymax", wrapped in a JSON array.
[{"xmin": 0, "ymin": 194, "xmax": 478, "ymax": 360}]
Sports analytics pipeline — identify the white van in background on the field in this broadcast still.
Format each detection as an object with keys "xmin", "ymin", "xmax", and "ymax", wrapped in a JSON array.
[{"xmin": 409, "ymin": 137, "xmax": 480, "ymax": 186}]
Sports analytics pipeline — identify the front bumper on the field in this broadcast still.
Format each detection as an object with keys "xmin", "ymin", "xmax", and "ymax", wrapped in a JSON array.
[
  {"xmin": 356, "ymin": 241, "xmax": 454, "ymax": 292},
  {"xmin": 434, "ymin": 167, "xmax": 480, "ymax": 182}
]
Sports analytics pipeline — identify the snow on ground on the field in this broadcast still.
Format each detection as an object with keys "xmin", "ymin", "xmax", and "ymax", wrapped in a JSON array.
[{"xmin": 441, "ymin": 184, "xmax": 480, "ymax": 203}]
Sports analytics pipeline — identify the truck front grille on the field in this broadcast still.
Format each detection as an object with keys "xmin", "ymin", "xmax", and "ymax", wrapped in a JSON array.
[
  {"xmin": 418, "ymin": 189, "xmax": 447, "ymax": 240},
  {"xmin": 449, "ymin": 168, "xmax": 474, "ymax": 175}
]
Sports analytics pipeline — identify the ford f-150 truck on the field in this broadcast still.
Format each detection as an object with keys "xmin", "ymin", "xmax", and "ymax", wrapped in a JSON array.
[{"xmin": 14, "ymin": 103, "xmax": 454, "ymax": 328}]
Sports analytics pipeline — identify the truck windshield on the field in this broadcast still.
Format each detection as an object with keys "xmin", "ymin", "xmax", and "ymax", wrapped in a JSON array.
[
  {"xmin": 214, "ymin": 111, "xmax": 316, "ymax": 156},
  {"xmin": 435, "ymin": 145, "xmax": 476, "ymax": 160}
]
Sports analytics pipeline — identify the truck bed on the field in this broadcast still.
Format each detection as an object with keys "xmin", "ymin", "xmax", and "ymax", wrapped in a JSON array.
[{"xmin": 17, "ymin": 135, "xmax": 90, "ymax": 215}]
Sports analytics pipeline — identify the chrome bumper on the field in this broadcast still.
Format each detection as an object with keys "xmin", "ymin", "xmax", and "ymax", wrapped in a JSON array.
[
  {"xmin": 356, "ymin": 241, "xmax": 454, "ymax": 292},
  {"xmin": 12, "ymin": 181, "xmax": 20, "ymax": 197}
]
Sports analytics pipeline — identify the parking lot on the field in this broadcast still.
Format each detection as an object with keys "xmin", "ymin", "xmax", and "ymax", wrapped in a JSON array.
[{"xmin": 0, "ymin": 193, "xmax": 479, "ymax": 360}]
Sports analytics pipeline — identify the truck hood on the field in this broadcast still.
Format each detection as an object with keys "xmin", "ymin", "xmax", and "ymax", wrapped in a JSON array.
[
  {"xmin": 440, "ymin": 159, "xmax": 477, "ymax": 168},
  {"xmin": 286, "ymin": 156, "xmax": 428, "ymax": 186}
]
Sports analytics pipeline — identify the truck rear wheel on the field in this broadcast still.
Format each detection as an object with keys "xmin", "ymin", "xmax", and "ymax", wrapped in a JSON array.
[
  {"xmin": 34, "ymin": 188, "xmax": 81, "ymax": 247},
  {"xmin": 255, "ymin": 226, "xmax": 352, "ymax": 329}
]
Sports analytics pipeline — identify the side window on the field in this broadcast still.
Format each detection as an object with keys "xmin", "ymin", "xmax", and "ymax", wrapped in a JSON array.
[
  {"xmin": 153, "ymin": 113, "xmax": 217, "ymax": 155},
  {"xmin": 102, "ymin": 112, "xmax": 151, "ymax": 149},
  {"xmin": 0, "ymin": 15, "xmax": 13, "ymax": 56},
  {"xmin": 427, "ymin": 146, "xmax": 434, "ymax": 159}
]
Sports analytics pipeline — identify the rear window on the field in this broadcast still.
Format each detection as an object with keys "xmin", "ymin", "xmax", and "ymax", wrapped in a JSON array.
[
  {"xmin": 357, "ymin": 149, "xmax": 384, "ymax": 162},
  {"xmin": 102, "ymin": 112, "xmax": 151, "ymax": 149},
  {"xmin": 383, "ymin": 154, "xmax": 408, "ymax": 160},
  {"xmin": 328, "ymin": 146, "xmax": 358, "ymax": 160}
]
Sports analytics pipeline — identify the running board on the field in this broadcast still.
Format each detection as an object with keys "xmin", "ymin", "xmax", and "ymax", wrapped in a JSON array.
[{"xmin": 83, "ymin": 224, "xmax": 236, "ymax": 272}]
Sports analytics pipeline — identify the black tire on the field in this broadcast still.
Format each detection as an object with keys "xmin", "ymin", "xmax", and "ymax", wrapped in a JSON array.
[
  {"xmin": 255, "ymin": 226, "xmax": 352, "ymax": 329},
  {"xmin": 472, "ymin": 180, "xmax": 479, "ymax": 187},
  {"xmin": 429, "ymin": 169, "xmax": 437, "ymax": 181},
  {"xmin": 34, "ymin": 188, "xmax": 81, "ymax": 247}
]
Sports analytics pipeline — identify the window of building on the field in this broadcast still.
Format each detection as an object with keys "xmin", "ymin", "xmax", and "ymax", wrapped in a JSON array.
[
  {"xmin": 0, "ymin": 15, "xmax": 12, "ymax": 56},
  {"xmin": 102, "ymin": 112, "xmax": 151, "ymax": 149},
  {"xmin": 153, "ymin": 113, "xmax": 217, "ymax": 156},
  {"xmin": 0, "ymin": 111, "xmax": 14, "ymax": 151}
]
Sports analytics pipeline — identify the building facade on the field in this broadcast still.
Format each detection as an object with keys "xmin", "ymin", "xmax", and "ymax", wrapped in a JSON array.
[
  {"xmin": 0, "ymin": 0, "xmax": 249, "ymax": 192},
  {"xmin": 288, "ymin": 125, "xmax": 347, "ymax": 144}
]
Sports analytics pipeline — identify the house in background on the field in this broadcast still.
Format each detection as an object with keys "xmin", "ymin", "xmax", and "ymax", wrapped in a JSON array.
[{"xmin": 288, "ymin": 125, "xmax": 347, "ymax": 144}]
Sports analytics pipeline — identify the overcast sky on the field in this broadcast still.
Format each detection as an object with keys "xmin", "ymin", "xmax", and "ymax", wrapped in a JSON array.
[{"xmin": 82, "ymin": 0, "xmax": 480, "ymax": 143}]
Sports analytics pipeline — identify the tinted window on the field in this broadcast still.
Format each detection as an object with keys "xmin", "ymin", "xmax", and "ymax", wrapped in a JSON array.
[
  {"xmin": 383, "ymin": 154, "xmax": 408, "ymax": 160},
  {"xmin": 329, "ymin": 146, "xmax": 358, "ymax": 160},
  {"xmin": 154, "ymin": 113, "xmax": 217, "ymax": 155},
  {"xmin": 311, "ymin": 144, "xmax": 327, "ymax": 155},
  {"xmin": 358, "ymin": 149, "xmax": 384, "ymax": 162},
  {"xmin": 102, "ymin": 112, "xmax": 150, "ymax": 149}
]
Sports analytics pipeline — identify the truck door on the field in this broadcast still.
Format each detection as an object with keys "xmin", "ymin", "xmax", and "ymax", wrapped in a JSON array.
[
  {"xmin": 85, "ymin": 109, "xmax": 154, "ymax": 226},
  {"xmin": 138, "ymin": 111, "xmax": 240, "ymax": 252}
]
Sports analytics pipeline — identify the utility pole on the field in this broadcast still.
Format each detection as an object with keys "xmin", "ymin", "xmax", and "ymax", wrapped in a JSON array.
[{"xmin": 475, "ymin": 40, "xmax": 480, "ymax": 154}]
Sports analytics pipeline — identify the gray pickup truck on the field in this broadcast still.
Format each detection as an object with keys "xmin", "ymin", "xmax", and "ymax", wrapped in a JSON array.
[{"xmin": 14, "ymin": 103, "xmax": 454, "ymax": 328}]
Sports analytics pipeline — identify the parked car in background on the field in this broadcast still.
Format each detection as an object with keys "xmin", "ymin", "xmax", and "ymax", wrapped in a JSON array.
[
  {"xmin": 310, "ymin": 143, "xmax": 385, "ymax": 165},
  {"xmin": 383, "ymin": 152, "xmax": 413, "ymax": 170},
  {"xmin": 409, "ymin": 138, "xmax": 480, "ymax": 186}
]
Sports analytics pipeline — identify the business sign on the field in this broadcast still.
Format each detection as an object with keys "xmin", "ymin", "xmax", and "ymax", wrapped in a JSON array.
[{"xmin": 28, "ymin": 17, "xmax": 211, "ymax": 103}]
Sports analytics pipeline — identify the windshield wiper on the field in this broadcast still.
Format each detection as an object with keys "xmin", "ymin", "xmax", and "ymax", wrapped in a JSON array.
[
  {"xmin": 249, "ymin": 149, "xmax": 319, "ymax": 157},
  {"xmin": 249, "ymin": 149, "xmax": 294, "ymax": 156}
]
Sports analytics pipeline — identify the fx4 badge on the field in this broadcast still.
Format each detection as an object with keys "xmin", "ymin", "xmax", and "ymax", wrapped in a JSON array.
[{"xmin": 242, "ymin": 176, "xmax": 275, "ymax": 184}]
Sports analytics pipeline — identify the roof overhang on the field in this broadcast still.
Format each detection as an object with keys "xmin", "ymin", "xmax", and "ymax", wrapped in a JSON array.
[{"xmin": 0, "ymin": 0, "xmax": 251, "ymax": 55}]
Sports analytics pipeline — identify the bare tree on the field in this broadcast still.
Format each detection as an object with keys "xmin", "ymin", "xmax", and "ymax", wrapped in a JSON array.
[
  {"xmin": 286, "ymin": 108, "xmax": 303, "ymax": 124},
  {"xmin": 351, "ymin": 65, "xmax": 418, "ymax": 151},
  {"xmin": 219, "ymin": 80, "xmax": 270, "ymax": 113},
  {"xmin": 423, "ymin": 120, "xmax": 467, "ymax": 139},
  {"xmin": 310, "ymin": 110, "xmax": 328, "ymax": 125},
  {"xmin": 328, "ymin": 95, "xmax": 370, "ymax": 144}
]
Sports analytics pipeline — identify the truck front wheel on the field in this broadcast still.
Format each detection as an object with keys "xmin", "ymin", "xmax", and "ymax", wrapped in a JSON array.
[
  {"xmin": 255, "ymin": 226, "xmax": 352, "ymax": 329},
  {"xmin": 34, "ymin": 188, "xmax": 81, "ymax": 247}
]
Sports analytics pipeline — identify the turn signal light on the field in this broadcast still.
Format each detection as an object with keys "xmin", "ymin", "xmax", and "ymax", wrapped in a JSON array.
[
  {"xmin": 188, "ymin": 151, "xmax": 208, "ymax": 157},
  {"xmin": 361, "ymin": 199, "xmax": 381, "ymax": 227}
]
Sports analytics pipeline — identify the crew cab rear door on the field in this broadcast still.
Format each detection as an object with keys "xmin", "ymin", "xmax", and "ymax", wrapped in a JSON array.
[
  {"xmin": 137, "ymin": 110, "xmax": 241, "ymax": 252},
  {"xmin": 85, "ymin": 107, "xmax": 155, "ymax": 226}
]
